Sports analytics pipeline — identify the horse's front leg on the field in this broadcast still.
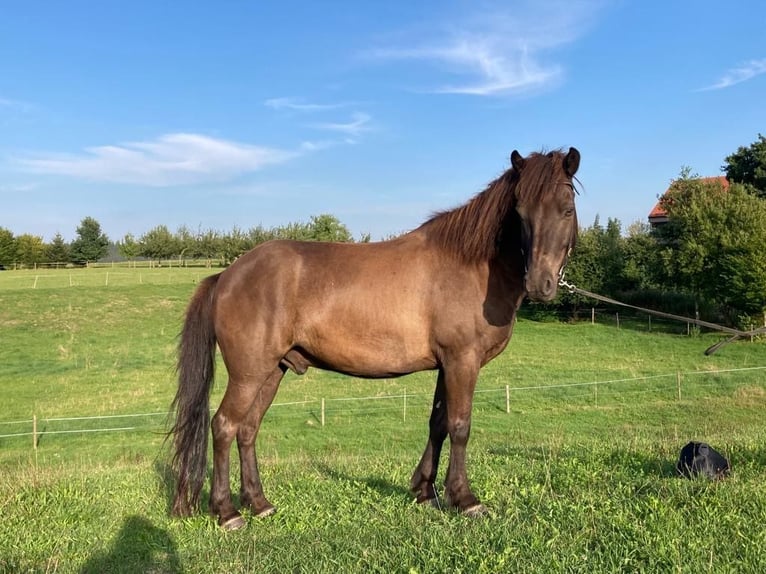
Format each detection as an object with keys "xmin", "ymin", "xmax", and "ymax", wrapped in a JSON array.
[
  {"xmin": 411, "ymin": 370, "xmax": 448, "ymax": 504},
  {"xmin": 442, "ymin": 358, "xmax": 485, "ymax": 515}
]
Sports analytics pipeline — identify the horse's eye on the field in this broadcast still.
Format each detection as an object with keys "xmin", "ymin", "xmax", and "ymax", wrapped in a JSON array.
[{"xmin": 564, "ymin": 208, "xmax": 575, "ymax": 217}]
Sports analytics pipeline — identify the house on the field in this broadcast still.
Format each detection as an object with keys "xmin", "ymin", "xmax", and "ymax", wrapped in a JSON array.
[{"xmin": 648, "ymin": 176, "xmax": 729, "ymax": 228}]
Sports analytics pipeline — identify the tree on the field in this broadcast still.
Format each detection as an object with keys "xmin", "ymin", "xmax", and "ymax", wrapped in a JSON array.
[
  {"xmin": 70, "ymin": 217, "xmax": 109, "ymax": 264},
  {"xmin": 270, "ymin": 214, "xmax": 353, "ymax": 243},
  {"xmin": 621, "ymin": 221, "xmax": 658, "ymax": 291},
  {"xmin": 565, "ymin": 216, "xmax": 630, "ymax": 296},
  {"xmin": 139, "ymin": 225, "xmax": 180, "ymax": 262},
  {"xmin": 247, "ymin": 224, "xmax": 277, "ymax": 247},
  {"xmin": 196, "ymin": 229, "xmax": 222, "ymax": 262},
  {"xmin": 46, "ymin": 232, "xmax": 70, "ymax": 263},
  {"xmin": 723, "ymin": 134, "xmax": 766, "ymax": 199},
  {"xmin": 274, "ymin": 221, "xmax": 312, "ymax": 241},
  {"xmin": 15, "ymin": 234, "xmax": 46, "ymax": 267},
  {"xmin": 117, "ymin": 233, "xmax": 140, "ymax": 262},
  {"xmin": 175, "ymin": 226, "xmax": 197, "ymax": 259},
  {"xmin": 654, "ymin": 171, "xmax": 766, "ymax": 323},
  {"xmin": 306, "ymin": 214, "xmax": 353, "ymax": 242},
  {"xmin": 0, "ymin": 227, "xmax": 15, "ymax": 266}
]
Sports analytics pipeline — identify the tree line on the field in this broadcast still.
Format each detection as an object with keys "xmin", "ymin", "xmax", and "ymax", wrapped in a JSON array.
[
  {"xmin": 2, "ymin": 136, "xmax": 764, "ymax": 327},
  {"xmin": 0, "ymin": 213, "xmax": 364, "ymax": 269}
]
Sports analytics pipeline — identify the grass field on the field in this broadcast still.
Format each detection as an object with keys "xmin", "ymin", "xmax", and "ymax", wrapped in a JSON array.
[{"xmin": 1, "ymin": 267, "xmax": 765, "ymax": 573}]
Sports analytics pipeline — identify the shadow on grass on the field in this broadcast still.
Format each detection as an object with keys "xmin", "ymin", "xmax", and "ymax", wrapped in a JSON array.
[
  {"xmin": 154, "ymin": 458, "xmax": 178, "ymax": 515},
  {"xmin": 614, "ymin": 450, "xmax": 679, "ymax": 478},
  {"xmin": 314, "ymin": 462, "xmax": 412, "ymax": 502},
  {"xmin": 79, "ymin": 515, "xmax": 182, "ymax": 573},
  {"xmin": 487, "ymin": 444, "xmax": 681, "ymax": 479},
  {"xmin": 153, "ymin": 458, "xmax": 220, "ymax": 519}
]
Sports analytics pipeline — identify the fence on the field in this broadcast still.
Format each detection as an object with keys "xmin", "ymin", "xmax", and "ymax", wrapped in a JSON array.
[
  {"xmin": 3, "ymin": 259, "xmax": 225, "ymax": 271},
  {"xmin": 525, "ymin": 305, "xmax": 766, "ymax": 339},
  {"xmin": 2, "ymin": 366, "xmax": 764, "ymax": 452},
  {"xmin": 0, "ymin": 268, "xmax": 217, "ymax": 290}
]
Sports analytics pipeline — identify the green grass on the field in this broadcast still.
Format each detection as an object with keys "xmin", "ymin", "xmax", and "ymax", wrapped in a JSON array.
[{"xmin": 1, "ymin": 267, "xmax": 765, "ymax": 573}]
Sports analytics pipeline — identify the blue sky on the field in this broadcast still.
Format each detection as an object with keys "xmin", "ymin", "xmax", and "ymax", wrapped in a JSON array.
[{"xmin": 1, "ymin": 1, "xmax": 764, "ymax": 242}]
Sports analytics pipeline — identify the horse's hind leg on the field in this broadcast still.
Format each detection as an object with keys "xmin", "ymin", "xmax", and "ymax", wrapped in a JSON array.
[
  {"xmin": 237, "ymin": 365, "xmax": 286, "ymax": 518},
  {"xmin": 410, "ymin": 370, "xmax": 448, "ymax": 504},
  {"xmin": 209, "ymin": 366, "xmax": 279, "ymax": 530}
]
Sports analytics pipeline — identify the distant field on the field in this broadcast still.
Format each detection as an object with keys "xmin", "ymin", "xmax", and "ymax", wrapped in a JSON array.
[
  {"xmin": 1, "ymin": 267, "xmax": 765, "ymax": 573},
  {"xmin": 0, "ymin": 265, "xmax": 217, "ymax": 290}
]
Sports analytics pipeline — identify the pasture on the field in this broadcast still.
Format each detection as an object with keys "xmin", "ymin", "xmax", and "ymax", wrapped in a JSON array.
[{"xmin": 1, "ymin": 267, "xmax": 765, "ymax": 573}]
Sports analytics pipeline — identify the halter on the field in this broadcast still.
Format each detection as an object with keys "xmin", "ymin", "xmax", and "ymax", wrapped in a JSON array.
[
  {"xmin": 519, "ymin": 179, "xmax": 576, "ymax": 281},
  {"xmin": 558, "ymin": 244, "xmax": 573, "ymax": 281}
]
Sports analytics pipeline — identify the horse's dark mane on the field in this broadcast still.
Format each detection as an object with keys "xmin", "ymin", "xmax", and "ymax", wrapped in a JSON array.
[{"xmin": 419, "ymin": 150, "xmax": 569, "ymax": 263}]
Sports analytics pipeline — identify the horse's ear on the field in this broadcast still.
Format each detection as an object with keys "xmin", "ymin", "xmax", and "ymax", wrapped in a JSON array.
[
  {"xmin": 564, "ymin": 147, "xmax": 580, "ymax": 177},
  {"xmin": 511, "ymin": 150, "xmax": 524, "ymax": 171}
]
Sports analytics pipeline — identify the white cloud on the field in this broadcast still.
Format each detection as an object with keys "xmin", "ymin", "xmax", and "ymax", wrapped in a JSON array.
[
  {"xmin": 309, "ymin": 112, "xmax": 372, "ymax": 137},
  {"xmin": 365, "ymin": 1, "xmax": 598, "ymax": 96},
  {"xmin": 15, "ymin": 133, "xmax": 300, "ymax": 186},
  {"xmin": 698, "ymin": 59, "xmax": 766, "ymax": 91}
]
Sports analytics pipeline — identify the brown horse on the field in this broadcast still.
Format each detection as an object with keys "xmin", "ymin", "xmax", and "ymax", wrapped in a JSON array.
[{"xmin": 170, "ymin": 147, "xmax": 580, "ymax": 529}]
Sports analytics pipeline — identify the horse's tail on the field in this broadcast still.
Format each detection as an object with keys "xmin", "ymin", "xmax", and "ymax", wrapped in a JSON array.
[{"xmin": 169, "ymin": 273, "xmax": 221, "ymax": 517}]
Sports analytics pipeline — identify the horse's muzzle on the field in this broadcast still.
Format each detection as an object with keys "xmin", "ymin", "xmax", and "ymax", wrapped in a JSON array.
[{"xmin": 524, "ymin": 272, "xmax": 557, "ymax": 302}]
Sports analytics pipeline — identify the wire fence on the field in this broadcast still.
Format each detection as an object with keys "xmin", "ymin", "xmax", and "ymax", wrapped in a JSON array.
[
  {"xmin": 2, "ymin": 366, "xmax": 765, "ymax": 450},
  {"xmin": 528, "ymin": 306, "xmax": 766, "ymax": 338},
  {"xmin": 0, "ymin": 269, "xmax": 216, "ymax": 290}
]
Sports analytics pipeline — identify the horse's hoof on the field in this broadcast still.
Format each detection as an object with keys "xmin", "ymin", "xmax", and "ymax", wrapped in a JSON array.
[
  {"xmin": 463, "ymin": 503, "xmax": 489, "ymax": 518},
  {"xmin": 256, "ymin": 505, "xmax": 277, "ymax": 518},
  {"xmin": 220, "ymin": 514, "xmax": 247, "ymax": 531}
]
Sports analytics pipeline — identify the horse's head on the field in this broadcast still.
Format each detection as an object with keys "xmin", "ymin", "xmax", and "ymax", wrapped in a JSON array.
[{"xmin": 512, "ymin": 147, "xmax": 580, "ymax": 302}]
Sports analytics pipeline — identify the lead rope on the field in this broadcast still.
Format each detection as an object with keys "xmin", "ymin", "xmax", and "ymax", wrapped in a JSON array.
[
  {"xmin": 431, "ymin": 484, "xmax": 442, "ymax": 511},
  {"xmin": 557, "ymin": 276, "xmax": 766, "ymax": 355}
]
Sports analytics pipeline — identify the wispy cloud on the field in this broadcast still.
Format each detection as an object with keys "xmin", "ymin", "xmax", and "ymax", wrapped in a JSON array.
[
  {"xmin": 371, "ymin": 41, "xmax": 559, "ymax": 96},
  {"xmin": 309, "ymin": 112, "xmax": 372, "ymax": 137},
  {"xmin": 264, "ymin": 97, "xmax": 354, "ymax": 112},
  {"xmin": 364, "ymin": 1, "xmax": 598, "ymax": 96},
  {"xmin": 698, "ymin": 59, "xmax": 766, "ymax": 91},
  {"xmin": 266, "ymin": 97, "xmax": 374, "ymax": 141},
  {"xmin": 0, "ymin": 182, "xmax": 38, "ymax": 194},
  {"xmin": 15, "ymin": 133, "xmax": 301, "ymax": 186}
]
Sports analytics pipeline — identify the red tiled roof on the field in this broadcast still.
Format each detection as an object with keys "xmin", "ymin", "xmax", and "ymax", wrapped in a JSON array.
[{"xmin": 648, "ymin": 176, "xmax": 729, "ymax": 220}]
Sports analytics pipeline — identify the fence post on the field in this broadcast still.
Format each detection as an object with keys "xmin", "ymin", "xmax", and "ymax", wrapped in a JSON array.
[
  {"xmin": 615, "ymin": 312, "xmax": 620, "ymax": 329},
  {"xmin": 321, "ymin": 398, "xmax": 325, "ymax": 427},
  {"xmin": 591, "ymin": 308, "xmax": 595, "ymax": 324},
  {"xmin": 33, "ymin": 415, "xmax": 37, "ymax": 451},
  {"xmin": 403, "ymin": 388, "xmax": 407, "ymax": 423},
  {"xmin": 676, "ymin": 372, "xmax": 682, "ymax": 401},
  {"xmin": 505, "ymin": 385, "xmax": 510, "ymax": 414},
  {"xmin": 594, "ymin": 383, "xmax": 598, "ymax": 407}
]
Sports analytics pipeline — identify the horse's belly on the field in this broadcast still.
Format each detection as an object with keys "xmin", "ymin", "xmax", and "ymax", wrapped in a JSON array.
[{"xmin": 294, "ymin": 317, "xmax": 436, "ymax": 378}]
